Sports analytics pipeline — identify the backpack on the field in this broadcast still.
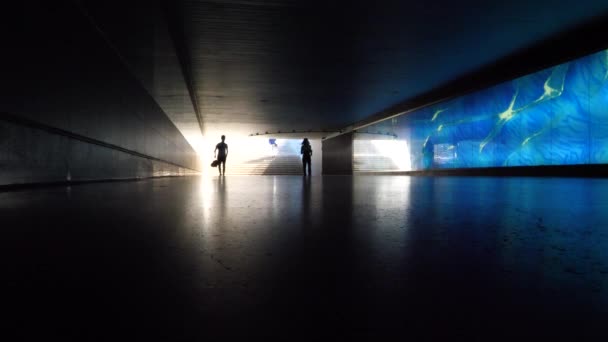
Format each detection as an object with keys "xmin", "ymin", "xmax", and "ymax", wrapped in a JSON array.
[{"xmin": 303, "ymin": 144, "xmax": 312, "ymax": 156}]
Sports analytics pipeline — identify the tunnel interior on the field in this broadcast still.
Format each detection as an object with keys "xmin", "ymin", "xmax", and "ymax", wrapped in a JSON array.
[{"xmin": 3, "ymin": 0, "xmax": 608, "ymax": 340}]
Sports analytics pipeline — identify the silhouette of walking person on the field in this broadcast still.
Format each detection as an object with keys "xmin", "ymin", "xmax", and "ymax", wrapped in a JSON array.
[
  {"xmin": 301, "ymin": 138, "xmax": 312, "ymax": 176},
  {"xmin": 214, "ymin": 135, "xmax": 228, "ymax": 176}
]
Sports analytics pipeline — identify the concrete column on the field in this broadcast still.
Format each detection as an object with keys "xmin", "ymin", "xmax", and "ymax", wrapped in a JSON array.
[{"xmin": 322, "ymin": 132, "xmax": 353, "ymax": 175}]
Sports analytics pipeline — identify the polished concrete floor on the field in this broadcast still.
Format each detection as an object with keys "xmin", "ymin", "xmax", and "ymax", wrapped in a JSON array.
[{"xmin": 3, "ymin": 175, "xmax": 608, "ymax": 340}]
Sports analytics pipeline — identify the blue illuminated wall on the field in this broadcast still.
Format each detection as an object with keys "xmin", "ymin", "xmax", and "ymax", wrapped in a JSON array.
[{"xmin": 361, "ymin": 48, "xmax": 608, "ymax": 170}]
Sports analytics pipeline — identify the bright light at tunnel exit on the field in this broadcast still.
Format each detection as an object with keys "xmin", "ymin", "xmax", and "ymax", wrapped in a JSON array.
[
  {"xmin": 370, "ymin": 140, "xmax": 412, "ymax": 171},
  {"xmin": 199, "ymin": 135, "xmax": 294, "ymax": 176}
]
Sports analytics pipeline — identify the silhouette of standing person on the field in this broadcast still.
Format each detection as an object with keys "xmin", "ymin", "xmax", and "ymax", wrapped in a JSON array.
[
  {"xmin": 301, "ymin": 138, "xmax": 312, "ymax": 176},
  {"xmin": 214, "ymin": 135, "xmax": 228, "ymax": 176}
]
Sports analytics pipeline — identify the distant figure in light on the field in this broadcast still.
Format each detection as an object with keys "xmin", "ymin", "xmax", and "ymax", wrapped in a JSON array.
[
  {"xmin": 269, "ymin": 138, "xmax": 278, "ymax": 154},
  {"xmin": 301, "ymin": 138, "xmax": 313, "ymax": 176},
  {"xmin": 214, "ymin": 135, "xmax": 228, "ymax": 176}
]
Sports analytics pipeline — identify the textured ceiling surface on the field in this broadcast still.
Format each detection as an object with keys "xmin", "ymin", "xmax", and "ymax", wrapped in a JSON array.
[
  {"xmin": 173, "ymin": 0, "xmax": 608, "ymax": 136},
  {"xmin": 80, "ymin": 0, "xmax": 608, "ymax": 142}
]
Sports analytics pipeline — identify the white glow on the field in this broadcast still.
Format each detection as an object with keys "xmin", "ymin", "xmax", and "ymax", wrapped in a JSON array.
[
  {"xmin": 184, "ymin": 133, "xmax": 205, "ymax": 154},
  {"xmin": 199, "ymin": 134, "xmax": 296, "ymax": 176},
  {"xmin": 370, "ymin": 140, "xmax": 411, "ymax": 171},
  {"xmin": 353, "ymin": 139, "xmax": 411, "ymax": 172}
]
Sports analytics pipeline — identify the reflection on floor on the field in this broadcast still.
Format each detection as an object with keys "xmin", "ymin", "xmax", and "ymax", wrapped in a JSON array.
[{"xmin": 3, "ymin": 175, "xmax": 608, "ymax": 339}]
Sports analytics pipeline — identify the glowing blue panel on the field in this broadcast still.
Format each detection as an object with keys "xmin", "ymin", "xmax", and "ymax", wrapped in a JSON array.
[{"xmin": 360, "ymin": 48, "xmax": 608, "ymax": 170}]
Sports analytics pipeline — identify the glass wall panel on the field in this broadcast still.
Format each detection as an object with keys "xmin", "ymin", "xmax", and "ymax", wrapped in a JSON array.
[{"xmin": 354, "ymin": 48, "xmax": 608, "ymax": 171}]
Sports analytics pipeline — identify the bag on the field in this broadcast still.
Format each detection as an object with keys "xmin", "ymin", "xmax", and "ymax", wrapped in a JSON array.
[{"xmin": 211, "ymin": 160, "xmax": 219, "ymax": 167}]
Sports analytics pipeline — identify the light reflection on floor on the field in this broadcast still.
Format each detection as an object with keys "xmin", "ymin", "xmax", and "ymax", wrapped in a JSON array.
[{"xmin": 2, "ymin": 175, "xmax": 608, "ymax": 339}]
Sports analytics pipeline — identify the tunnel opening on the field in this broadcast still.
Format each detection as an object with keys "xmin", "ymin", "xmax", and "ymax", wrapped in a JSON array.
[
  {"xmin": 232, "ymin": 138, "xmax": 303, "ymax": 175},
  {"xmin": 200, "ymin": 137, "xmax": 322, "ymax": 176}
]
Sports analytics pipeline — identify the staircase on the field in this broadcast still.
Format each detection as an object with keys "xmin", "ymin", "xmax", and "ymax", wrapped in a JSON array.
[
  {"xmin": 226, "ymin": 143, "xmax": 304, "ymax": 175},
  {"xmin": 353, "ymin": 155, "xmax": 400, "ymax": 172},
  {"xmin": 227, "ymin": 155, "xmax": 303, "ymax": 175},
  {"xmin": 353, "ymin": 140, "xmax": 400, "ymax": 172}
]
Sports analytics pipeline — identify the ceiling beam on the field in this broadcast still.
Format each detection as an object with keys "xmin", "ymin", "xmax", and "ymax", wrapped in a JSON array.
[{"xmin": 162, "ymin": 1, "xmax": 205, "ymax": 136}]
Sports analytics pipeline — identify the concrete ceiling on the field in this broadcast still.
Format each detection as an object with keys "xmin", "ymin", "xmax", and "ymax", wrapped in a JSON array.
[
  {"xmin": 83, "ymin": 0, "xmax": 608, "ymax": 146},
  {"xmin": 169, "ymin": 0, "xmax": 608, "ymax": 137}
]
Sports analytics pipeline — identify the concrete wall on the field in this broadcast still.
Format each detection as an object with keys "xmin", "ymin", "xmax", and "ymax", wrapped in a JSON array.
[
  {"xmin": 311, "ymin": 139, "xmax": 323, "ymax": 176},
  {"xmin": 322, "ymin": 133, "xmax": 353, "ymax": 175},
  {"xmin": 0, "ymin": 2, "xmax": 200, "ymax": 186}
]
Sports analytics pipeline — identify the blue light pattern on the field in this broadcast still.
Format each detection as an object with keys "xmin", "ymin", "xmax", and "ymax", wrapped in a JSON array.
[{"xmin": 361, "ymin": 49, "xmax": 608, "ymax": 170}]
